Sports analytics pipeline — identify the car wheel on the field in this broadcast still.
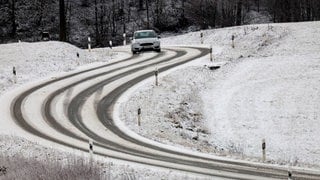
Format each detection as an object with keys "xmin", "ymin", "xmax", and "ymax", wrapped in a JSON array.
[{"xmin": 155, "ymin": 49, "xmax": 161, "ymax": 53}]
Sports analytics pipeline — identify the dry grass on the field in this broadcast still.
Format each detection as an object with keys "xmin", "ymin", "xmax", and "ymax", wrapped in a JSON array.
[
  {"xmin": 0, "ymin": 135, "xmax": 129, "ymax": 180},
  {"xmin": 0, "ymin": 139, "xmax": 102, "ymax": 179},
  {"xmin": 0, "ymin": 155, "xmax": 102, "ymax": 179},
  {"xmin": 0, "ymin": 135, "xmax": 211, "ymax": 180}
]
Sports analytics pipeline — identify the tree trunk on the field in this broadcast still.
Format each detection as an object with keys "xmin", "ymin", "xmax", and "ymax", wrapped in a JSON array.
[
  {"xmin": 139, "ymin": 0, "xmax": 144, "ymax": 10},
  {"xmin": 121, "ymin": 0, "xmax": 126, "ymax": 33},
  {"xmin": 212, "ymin": 0, "xmax": 218, "ymax": 27},
  {"xmin": 36, "ymin": 0, "xmax": 44, "ymax": 27},
  {"xmin": 155, "ymin": 0, "xmax": 160, "ymax": 25},
  {"xmin": 66, "ymin": 0, "xmax": 71, "ymax": 41},
  {"xmin": 10, "ymin": 0, "xmax": 16, "ymax": 38},
  {"xmin": 200, "ymin": 0, "xmax": 205, "ymax": 29},
  {"xmin": 284, "ymin": 0, "xmax": 291, "ymax": 22},
  {"xmin": 179, "ymin": 0, "xmax": 187, "ymax": 27},
  {"xmin": 94, "ymin": 0, "xmax": 100, "ymax": 45},
  {"xmin": 236, "ymin": 0, "xmax": 242, "ymax": 26},
  {"xmin": 111, "ymin": 0, "xmax": 116, "ymax": 36},
  {"xmin": 306, "ymin": 0, "xmax": 311, "ymax": 20},
  {"xmin": 272, "ymin": 0, "xmax": 276, "ymax": 22},
  {"xmin": 146, "ymin": 0, "xmax": 149, "ymax": 28},
  {"xmin": 59, "ymin": 0, "xmax": 67, "ymax": 42},
  {"xmin": 181, "ymin": 0, "xmax": 185, "ymax": 18}
]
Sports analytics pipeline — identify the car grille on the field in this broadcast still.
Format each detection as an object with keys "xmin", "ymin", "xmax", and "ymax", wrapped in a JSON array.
[{"xmin": 140, "ymin": 43, "xmax": 153, "ymax": 46}]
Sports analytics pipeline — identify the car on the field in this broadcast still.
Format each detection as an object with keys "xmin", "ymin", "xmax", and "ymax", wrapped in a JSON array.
[{"xmin": 131, "ymin": 30, "xmax": 161, "ymax": 54}]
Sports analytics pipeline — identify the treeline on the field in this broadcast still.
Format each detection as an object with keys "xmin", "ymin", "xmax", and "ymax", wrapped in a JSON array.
[
  {"xmin": 268, "ymin": 0, "xmax": 320, "ymax": 22},
  {"xmin": 1, "ymin": 0, "xmax": 320, "ymax": 47}
]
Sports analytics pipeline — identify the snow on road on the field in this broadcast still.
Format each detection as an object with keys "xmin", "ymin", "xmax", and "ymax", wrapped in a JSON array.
[{"xmin": 119, "ymin": 21, "xmax": 320, "ymax": 168}]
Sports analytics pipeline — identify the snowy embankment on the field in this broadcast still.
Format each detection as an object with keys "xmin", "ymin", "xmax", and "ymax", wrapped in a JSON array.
[
  {"xmin": 119, "ymin": 21, "xmax": 320, "ymax": 168},
  {"xmin": 0, "ymin": 41, "xmax": 121, "ymax": 95}
]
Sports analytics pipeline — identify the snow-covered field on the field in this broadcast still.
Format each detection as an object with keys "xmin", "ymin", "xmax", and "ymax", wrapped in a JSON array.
[
  {"xmin": 0, "ymin": 41, "xmax": 124, "ymax": 95},
  {"xmin": 1, "ymin": 21, "xmax": 320, "ymax": 178},
  {"xmin": 119, "ymin": 21, "xmax": 320, "ymax": 168}
]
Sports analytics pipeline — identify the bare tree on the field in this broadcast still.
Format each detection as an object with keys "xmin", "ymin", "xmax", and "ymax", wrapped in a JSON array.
[
  {"xmin": 221, "ymin": 0, "xmax": 237, "ymax": 27},
  {"xmin": 94, "ymin": 0, "xmax": 100, "ymax": 45},
  {"xmin": 10, "ymin": 0, "xmax": 16, "ymax": 38},
  {"xmin": 3, "ymin": 0, "xmax": 320, "ymax": 47},
  {"xmin": 139, "ymin": 0, "xmax": 144, "ymax": 10},
  {"xmin": 186, "ymin": 0, "xmax": 219, "ymax": 29},
  {"xmin": 59, "ymin": 0, "xmax": 67, "ymax": 41},
  {"xmin": 236, "ymin": 0, "xmax": 243, "ymax": 25},
  {"xmin": 256, "ymin": 0, "xmax": 260, "ymax": 12},
  {"xmin": 146, "ymin": 0, "xmax": 150, "ymax": 28}
]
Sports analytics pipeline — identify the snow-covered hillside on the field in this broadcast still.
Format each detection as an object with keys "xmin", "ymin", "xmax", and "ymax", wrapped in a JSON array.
[
  {"xmin": 0, "ymin": 41, "xmax": 126, "ymax": 95},
  {"xmin": 119, "ymin": 21, "xmax": 320, "ymax": 168}
]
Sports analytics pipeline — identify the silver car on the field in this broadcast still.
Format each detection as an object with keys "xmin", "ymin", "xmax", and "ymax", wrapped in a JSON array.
[{"xmin": 131, "ymin": 30, "xmax": 161, "ymax": 54}]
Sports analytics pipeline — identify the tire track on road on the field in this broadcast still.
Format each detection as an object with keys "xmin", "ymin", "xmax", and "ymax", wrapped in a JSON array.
[
  {"xmin": 69, "ymin": 47, "xmax": 291, "ymax": 179},
  {"xmin": 13, "ymin": 48, "xmax": 238, "ymax": 178}
]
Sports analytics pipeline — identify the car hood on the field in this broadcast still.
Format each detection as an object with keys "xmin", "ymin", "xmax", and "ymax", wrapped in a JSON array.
[{"xmin": 133, "ymin": 38, "xmax": 159, "ymax": 43}]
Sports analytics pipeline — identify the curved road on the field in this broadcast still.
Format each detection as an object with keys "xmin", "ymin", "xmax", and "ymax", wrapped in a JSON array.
[{"xmin": 9, "ymin": 46, "xmax": 320, "ymax": 179}]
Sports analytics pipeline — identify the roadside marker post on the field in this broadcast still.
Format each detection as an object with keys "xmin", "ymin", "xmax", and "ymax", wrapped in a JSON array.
[
  {"xmin": 200, "ymin": 32, "xmax": 204, "ymax": 44},
  {"xmin": 109, "ymin": 40, "xmax": 113, "ymax": 49},
  {"xmin": 137, "ymin": 108, "xmax": 141, "ymax": 126},
  {"xmin": 210, "ymin": 47, "xmax": 213, "ymax": 62},
  {"xmin": 123, "ymin": 33, "xmax": 126, "ymax": 46},
  {"xmin": 155, "ymin": 68, "xmax": 159, "ymax": 86},
  {"xmin": 13, "ymin": 66, "xmax": 17, "ymax": 83},
  {"xmin": 89, "ymin": 140, "xmax": 93, "ymax": 155},
  {"xmin": 89, "ymin": 139, "xmax": 94, "ymax": 169},
  {"xmin": 88, "ymin": 37, "xmax": 91, "ymax": 52},
  {"xmin": 262, "ymin": 139, "xmax": 266, "ymax": 162},
  {"xmin": 109, "ymin": 40, "xmax": 113, "ymax": 58},
  {"xmin": 231, "ymin": 35, "xmax": 235, "ymax": 48},
  {"xmin": 288, "ymin": 170, "xmax": 293, "ymax": 180},
  {"xmin": 76, "ymin": 52, "xmax": 80, "ymax": 65},
  {"xmin": 89, "ymin": 139, "xmax": 94, "ymax": 163}
]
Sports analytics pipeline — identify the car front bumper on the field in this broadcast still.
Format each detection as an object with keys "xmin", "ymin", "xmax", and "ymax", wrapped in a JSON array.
[{"xmin": 131, "ymin": 42, "xmax": 160, "ymax": 52}]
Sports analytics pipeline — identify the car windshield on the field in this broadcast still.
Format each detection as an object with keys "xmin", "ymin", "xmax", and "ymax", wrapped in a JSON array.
[{"xmin": 134, "ymin": 31, "xmax": 157, "ymax": 39}]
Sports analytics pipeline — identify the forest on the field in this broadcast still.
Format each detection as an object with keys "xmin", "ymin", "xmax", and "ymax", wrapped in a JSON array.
[{"xmin": 1, "ymin": 0, "xmax": 320, "ymax": 47}]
